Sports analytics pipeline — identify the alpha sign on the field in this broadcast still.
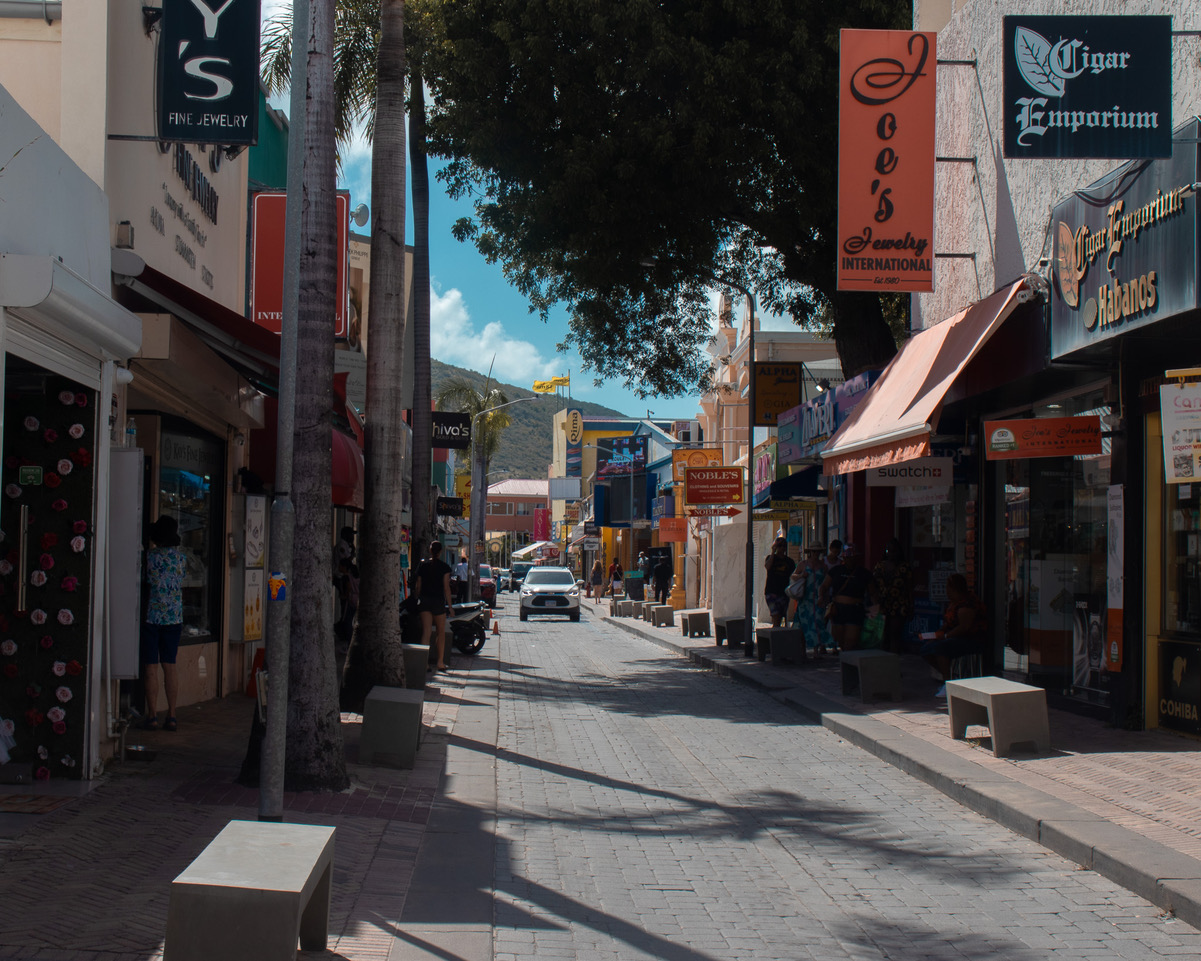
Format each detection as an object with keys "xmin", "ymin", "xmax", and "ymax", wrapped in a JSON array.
[
  {"xmin": 1003, "ymin": 16, "xmax": 1171, "ymax": 159},
  {"xmin": 158, "ymin": 0, "xmax": 261, "ymax": 146}
]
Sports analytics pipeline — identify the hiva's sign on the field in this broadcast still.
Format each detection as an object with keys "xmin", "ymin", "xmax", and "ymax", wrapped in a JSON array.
[
  {"xmin": 984, "ymin": 416, "xmax": 1102, "ymax": 460},
  {"xmin": 431, "ymin": 412, "xmax": 472, "ymax": 450},
  {"xmin": 1050, "ymin": 119, "xmax": 1199, "ymax": 359},
  {"xmin": 1003, "ymin": 16, "xmax": 1171, "ymax": 159},
  {"xmin": 157, "ymin": 0, "xmax": 261, "ymax": 146},
  {"xmin": 837, "ymin": 30, "xmax": 936, "ymax": 293}
]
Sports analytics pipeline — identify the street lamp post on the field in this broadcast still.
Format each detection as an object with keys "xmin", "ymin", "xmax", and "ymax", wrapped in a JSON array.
[{"xmin": 469, "ymin": 398, "xmax": 534, "ymax": 600}]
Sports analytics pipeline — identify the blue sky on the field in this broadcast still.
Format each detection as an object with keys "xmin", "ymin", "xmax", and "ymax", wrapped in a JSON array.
[{"xmin": 263, "ymin": 5, "xmax": 797, "ymax": 419}]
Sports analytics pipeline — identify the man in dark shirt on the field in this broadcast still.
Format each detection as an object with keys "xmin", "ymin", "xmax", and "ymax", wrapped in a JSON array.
[{"xmin": 763, "ymin": 536, "xmax": 797, "ymax": 627}]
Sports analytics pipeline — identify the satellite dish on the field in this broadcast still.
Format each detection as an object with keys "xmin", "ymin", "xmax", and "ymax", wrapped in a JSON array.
[{"xmin": 351, "ymin": 203, "xmax": 370, "ymax": 227}]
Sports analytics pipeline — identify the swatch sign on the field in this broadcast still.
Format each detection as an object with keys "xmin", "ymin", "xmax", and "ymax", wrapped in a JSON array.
[{"xmin": 1003, "ymin": 16, "xmax": 1171, "ymax": 159}]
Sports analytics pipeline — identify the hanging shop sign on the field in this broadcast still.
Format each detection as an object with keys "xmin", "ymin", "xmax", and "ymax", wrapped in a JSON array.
[
  {"xmin": 157, "ymin": 0, "xmax": 261, "ymax": 146},
  {"xmin": 684, "ymin": 467, "xmax": 744, "ymax": 505},
  {"xmin": 564, "ymin": 409, "xmax": 584, "ymax": 445},
  {"xmin": 659, "ymin": 517, "xmax": 687, "ymax": 543},
  {"xmin": 865, "ymin": 457, "xmax": 953, "ymax": 486},
  {"xmin": 252, "ymin": 191, "xmax": 350, "ymax": 336},
  {"xmin": 984, "ymin": 416, "xmax": 1102, "ymax": 460},
  {"xmin": 753, "ymin": 363, "xmax": 803, "ymax": 427},
  {"xmin": 436, "ymin": 497, "xmax": 464, "ymax": 517},
  {"xmin": 837, "ymin": 30, "xmax": 936, "ymax": 293},
  {"xmin": 431, "ymin": 412, "xmax": 472, "ymax": 449},
  {"xmin": 1050, "ymin": 121, "xmax": 1199, "ymax": 360},
  {"xmin": 671, "ymin": 448, "xmax": 723, "ymax": 484},
  {"xmin": 533, "ymin": 507, "xmax": 551, "ymax": 542},
  {"xmin": 1159, "ymin": 382, "xmax": 1201, "ymax": 484},
  {"xmin": 753, "ymin": 443, "xmax": 779, "ymax": 502},
  {"xmin": 1003, "ymin": 16, "xmax": 1171, "ymax": 160},
  {"xmin": 779, "ymin": 371, "xmax": 879, "ymax": 464}
]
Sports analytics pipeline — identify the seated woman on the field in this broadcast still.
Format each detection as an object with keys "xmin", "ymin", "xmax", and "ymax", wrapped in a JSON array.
[{"xmin": 921, "ymin": 573, "xmax": 986, "ymax": 694}]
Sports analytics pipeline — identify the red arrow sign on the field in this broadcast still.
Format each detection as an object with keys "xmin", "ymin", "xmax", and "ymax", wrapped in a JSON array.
[{"xmin": 687, "ymin": 506, "xmax": 742, "ymax": 517}]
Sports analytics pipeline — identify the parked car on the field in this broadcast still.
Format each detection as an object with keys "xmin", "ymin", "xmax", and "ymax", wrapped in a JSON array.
[
  {"xmin": 519, "ymin": 566, "xmax": 581, "ymax": 621},
  {"xmin": 508, "ymin": 561, "xmax": 534, "ymax": 591},
  {"xmin": 478, "ymin": 564, "xmax": 497, "ymax": 608}
]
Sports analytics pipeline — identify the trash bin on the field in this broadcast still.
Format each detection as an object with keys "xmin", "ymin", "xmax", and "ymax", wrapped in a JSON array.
[{"xmin": 627, "ymin": 575, "xmax": 646, "ymax": 601}]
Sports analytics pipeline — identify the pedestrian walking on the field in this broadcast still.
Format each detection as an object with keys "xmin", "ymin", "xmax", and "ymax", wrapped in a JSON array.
[
  {"xmin": 141, "ymin": 515, "xmax": 185, "ymax": 731},
  {"xmin": 415, "ymin": 542, "xmax": 454, "ymax": 672},
  {"xmin": 763, "ymin": 536, "xmax": 797, "ymax": 628},
  {"xmin": 607, "ymin": 559, "xmax": 623, "ymax": 597},
  {"xmin": 791, "ymin": 543, "xmax": 834, "ymax": 654},
  {"xmin": 653, "ymin": 553, "xmax": 673, "ymax": 605},
  {"xmin": 819, "ymin": 543, "xmax": 874, "ymax": 652},
  {"xmin": 872, "ymin": 537, "xmax": 914, "ymax": 654},
  {"xmin": 589, "ymin": 559, "xmax": 604, "ymax": 599}
]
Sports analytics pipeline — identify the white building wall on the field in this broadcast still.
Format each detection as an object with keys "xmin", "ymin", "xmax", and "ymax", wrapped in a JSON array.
[{"xmin": 915, "ymin": 0, "xmax": 1201, "ymax": 327}]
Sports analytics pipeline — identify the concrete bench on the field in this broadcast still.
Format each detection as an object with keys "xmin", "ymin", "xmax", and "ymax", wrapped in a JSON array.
[
  {"xmin": 757, "ymin": 627, "xmax": 805, "ymax": 665},
  {"xmin": 617, "ymin": 600, "xmax": 636, "ymax": 617},
  {"xmin": 946, "ymin": 676, "xmax": 1051, "ymax": 756},
  {"xmin": 400, "ymin": 643, "xmax": 430, "ymax": 691},
  {"xmin": 840, "ymin": 650, "xmax": 902, "ymax": 702},
  {"xmin": 165, "ymin": 820, "xmax": 335, "ymax": 961},
  {"xmin": 641, "ymin": 601, "xmax": 657, "ymax": 622},
  {"xmin": 714, "ymin": 616, "xmax": 746, "ymax": 648},
  {"xmin": 681, "ymin": 611, "xmax": 711, "ymax": 638},
  {"xmin": 652, "ymin": 605, "xmax": 674, "ymax": 627},
  {"xmin": 359, "ymin": 685, "xmax": 424, "ymax": 768}
]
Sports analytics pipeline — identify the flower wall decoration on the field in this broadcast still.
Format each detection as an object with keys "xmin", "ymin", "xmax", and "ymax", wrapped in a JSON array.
[{"xmin": 0, "ymin": 375, "xmax": 97, "ymax": 779}]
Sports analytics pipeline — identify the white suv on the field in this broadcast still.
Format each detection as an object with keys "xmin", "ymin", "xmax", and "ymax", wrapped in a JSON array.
[{"xmin": 519, "ymin": 567, "xmax": 581, "ymax": 622}]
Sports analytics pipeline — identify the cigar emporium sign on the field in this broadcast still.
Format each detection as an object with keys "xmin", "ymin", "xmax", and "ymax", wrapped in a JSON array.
[
  {"xmin": 1003, "ymin": 16, "xmax": 1171, "ymax": 159},
  {"xmin": 1050, "ymin": 120, "xmax": 1199, "ymax": 360},
  {"xmin": 837, "ymin": 30, "xmax": 936, "ymax": 293}
]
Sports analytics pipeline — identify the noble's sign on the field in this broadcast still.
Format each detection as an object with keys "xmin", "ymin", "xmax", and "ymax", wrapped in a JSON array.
[
  {"xmin": 984, "ymin": 416, "xmax": 1102, "ymax": 461},
  {"xmin": 1003, "ymin": 16, "xmax": 1171, "ymax": 159},
  {"xmin": 684, "ymin": 467, "xmax": 744, "ymax": 505},
  {"xmin": 837, "ymin": 30, "xmax": 936, "ymax": 293},
  {"xmin": 1050, "ymin": 120, "xmax": 1199, "ymax": 360}
]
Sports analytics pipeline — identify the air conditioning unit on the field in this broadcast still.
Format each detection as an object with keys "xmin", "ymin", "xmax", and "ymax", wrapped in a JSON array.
[{"xmin": 672, "ymin": 420, "xmax": 701, "ymax": 444}]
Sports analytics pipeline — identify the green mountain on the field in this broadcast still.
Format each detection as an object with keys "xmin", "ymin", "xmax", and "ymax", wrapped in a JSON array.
[{"xmin": 431, "ymin": 359, "xmax": 627, "ymax": 479}]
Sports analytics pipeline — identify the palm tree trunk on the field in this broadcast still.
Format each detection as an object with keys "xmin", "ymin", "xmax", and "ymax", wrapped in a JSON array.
[
  {"xmin": 285, "ymin": 0, "xmax": 349, "ymax": 792},
  {"xmin": 409, "ymin": 58, "xmax": 433, "ymax": 563},
  {"xmin": 346, "ymin": 0, "xmax": 408, "ymax": 709}
]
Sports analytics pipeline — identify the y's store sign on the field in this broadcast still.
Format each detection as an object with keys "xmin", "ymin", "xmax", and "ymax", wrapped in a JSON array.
[
  {"xmin": 158, "ymin": 0, "xmax": 261, "ymax": 146},
  {"xmin": 837, "ymin": 30, "xmax": 936, "ymax": 293}
]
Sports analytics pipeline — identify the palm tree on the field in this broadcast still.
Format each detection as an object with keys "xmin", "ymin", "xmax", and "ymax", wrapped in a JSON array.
[
  {"xmin": 285, "ymin": 0, "xmax": 350, "ymax": 790},
  {"xmin": 263, "ymin": 0, "xmax": 417, "ymax": 708}
]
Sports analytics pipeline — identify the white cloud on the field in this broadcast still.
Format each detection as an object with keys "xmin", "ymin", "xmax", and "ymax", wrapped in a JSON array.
[{"xmin": 430, "ymin": 285, "xmax": 565, "ymax": 387}]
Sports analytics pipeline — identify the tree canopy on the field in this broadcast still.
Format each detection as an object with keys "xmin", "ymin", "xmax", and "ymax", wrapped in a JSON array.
[{"xmin": 423, "ymin": 0, "xmax": 912, "ymax": 396}]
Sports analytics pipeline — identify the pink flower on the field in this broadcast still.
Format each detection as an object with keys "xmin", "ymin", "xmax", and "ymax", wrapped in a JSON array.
[
  {"xmin": 51, "ymin": 499, "xmax": 68, "ymax": 512},
  {"xmin": 38, "ymin": 554, "xmax": 54, "ymax": 571},
  {"xmin": 25, "ymin": 708, "xmax": 43, "ymax": 727},
  {"xmin": 23, "ymin": 416, "xmax": 39, "ymax": 431},
  {"xmin": 36, "ymin": 745, "xmax": 47, "ymax": 760},
  {"xmin": 56, "ymin": 609, "xmax": 73, "ymax": 626},
  {"xmin": 3, "ymin": 664, "xmax": 17, "ymax": 679},
  {"xmin": 43, "ymin": 428, "xmax": 58, "ymax": 444},
  {"xmin": 60, "ymin": 576, "xmax": 78, "ymax": 593},
  {"xmin": 4, "ymin": 485, "xmax": 21, "ymax": 500},
  {"xmin": 0, "ymin": 639, "xmax": 15, "ymax": 656},
  {"xmin": 52, "ymin": 720, "xmax": 66, "ymax": 735},
  {"xmin": 58, "ymin": 390, "xmax": 75, "ymax": 406},
  {"xmin": 45, "ymin": 707, "xmax": 64, "ymax": 723},
  {"xmin": 56, "ymin": 459, "xmax": 72, "ymax": 476},
  {"xmin": 29, "ymin": 571, "xmax": 46, "ymax": 587},
  {"xmin": 59, "ymin": 755, "xmax": 75, "ymax": 768},
  {"xmin": 40, "ymin": 533, "xmax": 58, "ymax": 551},
  {"xmin": 34, "ymin": 766, "xmax": 50, "ymax": 781},
  {"xmin": 72, "ymin": 521, "xmax": 88, "ymax": 535},
  {"xmin": 55, "ymin": 685, "xmax": 72, "ymax": 703},
  {"xmin": 74, "ymin": 448, "xmax": 92, "ymax": 468},
  {"xmin": 70, "ymin": 536, "xmax": 85, "ymax": 553},
  {"xmin": 39, "ymin": 635, "xmax": 53, "ymax": 650},
  {"xmin": 68, "ymin": 424, "xmax": 85, "ymax": 439},
  {"xmin": 65, "ymin": 660, "xmax": 82, "ymax": 676},
  {"xmin": 75, "ymin": 392, "xmax": 88, "ymax": 407},
  {"xmin": 25, "ymin": 683, "xmax": 41, "ymax": 698},
  {"xmin": 44, "ymin": 473, "xmax": 61, "ymax": 489},
  {"xmin": 29, "ymin": 609, "xmax": 46, "ymax": 625},
  {"xmin": 52, "ymin": 661, "xmax": 66, "ymax": 677}
]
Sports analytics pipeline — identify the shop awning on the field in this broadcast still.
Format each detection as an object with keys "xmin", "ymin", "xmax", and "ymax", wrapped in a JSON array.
[
  {"xmin": 332, "ymin": 428, "xmax": 365, "ymax": 511},
  {"xmin": 511, "ymin": 540, "xmax": 560, "ymax": 560},
  {"xmin": 821, "ymin": 280, "xmax": 1029, "ymax": 476},
  {"xmin": 767, "ymin": 468, "xmax": 825, "ymax": 502}
]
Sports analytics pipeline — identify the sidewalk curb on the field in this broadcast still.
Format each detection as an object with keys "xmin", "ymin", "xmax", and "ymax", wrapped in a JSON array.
[{"xmin": 605, "ymin": 611, "xmax": 1201, "ymax": 928}]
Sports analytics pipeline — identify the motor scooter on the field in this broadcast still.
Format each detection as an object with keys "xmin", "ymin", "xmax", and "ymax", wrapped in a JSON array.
[{"xmin": 399, "ymin": 598, "xmax": 488, "ymax": 655}]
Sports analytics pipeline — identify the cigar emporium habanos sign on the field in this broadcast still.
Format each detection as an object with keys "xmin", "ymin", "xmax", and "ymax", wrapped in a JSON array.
[{"xmin": 837, "ymin": 30, "xmax": 936, "ymax": 293}]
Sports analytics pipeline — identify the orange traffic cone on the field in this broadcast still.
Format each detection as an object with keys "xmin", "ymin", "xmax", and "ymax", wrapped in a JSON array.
[{"xmin": 492, "ymin": 620, "xmax": 500, "ymax": 635}]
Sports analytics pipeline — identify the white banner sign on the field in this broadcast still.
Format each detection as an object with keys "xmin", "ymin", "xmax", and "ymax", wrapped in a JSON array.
[
  {"xmin": 1160, "ymin": 384, "xmax": 1201, "ymax": 484},
  {"xmin": 866, "ymin": 457, "xmax": 954, "ymax": 487},
  {"xmin": 895, "ymin": 484, "xmax": 952, "ymax": 508}
]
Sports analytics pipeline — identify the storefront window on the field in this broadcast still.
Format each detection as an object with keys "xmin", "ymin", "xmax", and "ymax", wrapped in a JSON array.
[
  {"xmin": 1164, "ymin": 483, "xmax": 1201, "ymax": 635},
  {"xmin": 159, "ymin": 429, "xmax": 223, "ymax": 643},
  {"xmin": 998, "ymin": 390, "xmax": 1111, "ymax": 704}
]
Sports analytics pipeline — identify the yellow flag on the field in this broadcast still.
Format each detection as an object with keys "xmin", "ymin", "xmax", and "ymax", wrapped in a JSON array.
[
  {"xmin": 532, "ymin": 380, "xmax": 556, "ymax": 393},
  {"xmin": 550, "ymin": 375, "xmax": 570, "ymax": 387}
]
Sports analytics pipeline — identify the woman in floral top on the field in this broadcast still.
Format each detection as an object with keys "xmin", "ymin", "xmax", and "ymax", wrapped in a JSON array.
[{"xmin": 141, "ymin": 515, "xmax": 186, "ymax": 731}]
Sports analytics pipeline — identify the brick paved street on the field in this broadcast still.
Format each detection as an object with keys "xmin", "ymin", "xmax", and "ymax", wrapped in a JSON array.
[{"xmin": 491, "ymin": 610, "xmax": 1201, "ymax": 961}]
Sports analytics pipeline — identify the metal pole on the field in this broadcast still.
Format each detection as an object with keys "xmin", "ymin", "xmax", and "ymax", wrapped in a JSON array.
[
  {"xmin": 742, "ymin": 290, "xmax": 757, "ymax": 657},
  {"xmin": 259, "ymin": 0, "xmax": 308, "ymax": 821}
]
